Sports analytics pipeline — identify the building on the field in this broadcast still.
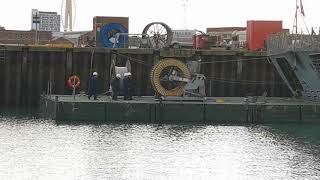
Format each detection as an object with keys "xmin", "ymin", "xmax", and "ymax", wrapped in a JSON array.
[
  {"xmin": 172, "ymin": 29, "xmax": 197, "ymax": 47},
  {"xmin": 0, "ymin": 30, "xmax": 52, "ymax": 45},
  {"xmin": 31, "ymin": 9, "xmax": 60, "ymax": 32},
  {"xmin": 50, "ymin": 37, "xmax": 74, "ymax": 47},
  {"xmin": 52, "ymin": 31, "xmax": 94, "ymax": 47},
  {"xmin": 207, "ymin": 27, "xmax": 247, "ymax": 48}
]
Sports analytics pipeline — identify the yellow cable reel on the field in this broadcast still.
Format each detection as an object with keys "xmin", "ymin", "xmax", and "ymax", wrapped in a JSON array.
[{"xmin": 150, "ymin": 58, "xmax": 191, "ymax": 96}]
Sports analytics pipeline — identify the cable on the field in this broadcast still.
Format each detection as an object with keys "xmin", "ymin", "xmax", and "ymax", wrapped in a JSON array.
[
  {"xmin": 207, "ymin": 79, "xmax": 284, "ymax": 85},
  {"xmin": 115, "ymin": 53, "xmax": 152, "ymax": 67},
  {"xmin": 200, "ymin": 57, "xmax": 268, "ymax": 64},
  {"xmin": 206, "ymin": 77, "xmax": 300, "ymax": 85},
  {"xmin": 116, "ymin": 53, "xmax": 269, "ymax": 67}
]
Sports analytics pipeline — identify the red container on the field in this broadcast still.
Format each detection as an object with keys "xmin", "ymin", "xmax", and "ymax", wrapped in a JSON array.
[
  {"xmin": 246, "ymin": 20, "xmax": 282, "ymax": 51},
  {"xmin": 192, "ymin": 35, "xmax": 197, "ymax": 48},
  {"xmin": 194, "ymin": 34, "xmax": 211, "ymax": 49}
]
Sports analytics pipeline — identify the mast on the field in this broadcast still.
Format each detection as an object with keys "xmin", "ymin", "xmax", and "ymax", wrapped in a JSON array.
[{"xmin": 293, "ymin": 0, "xmax": 298, "ymax": 34}]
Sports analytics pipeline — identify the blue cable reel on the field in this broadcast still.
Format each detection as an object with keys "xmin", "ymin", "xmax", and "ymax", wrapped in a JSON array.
[{"xmin": 100, "ymin": 23, "xmax": 128, "ymax": 48}]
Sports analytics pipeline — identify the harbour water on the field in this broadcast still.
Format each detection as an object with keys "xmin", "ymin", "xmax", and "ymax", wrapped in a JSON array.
[{"xmin": 0, "ymin": 112, "xmax": 320, "ymax": 179}]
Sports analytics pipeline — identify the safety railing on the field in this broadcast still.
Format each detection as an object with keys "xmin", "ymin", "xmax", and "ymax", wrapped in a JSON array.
[
  {"xmin": 267, "ymin": 32, "xmax": 320, "ymax": 55},
  {"xmin": 105, "ymin": 33, "xmax": 155, "ymax": 49}
]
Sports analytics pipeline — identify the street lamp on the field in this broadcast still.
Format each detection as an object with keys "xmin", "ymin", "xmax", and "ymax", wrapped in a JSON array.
[{"xmin": 33, "ymin": 12, "xmax": 40, "ymax": 44}]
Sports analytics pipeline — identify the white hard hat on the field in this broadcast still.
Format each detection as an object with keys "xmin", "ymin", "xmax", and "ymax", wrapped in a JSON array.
[
  {"xmin": 124, "ymin": 73, "xmax": 128, "ymax": 76},
  {"xmin": 127, "ymin": 72, "xmax": 131, "ymax": 76},
  {"xmin": 116, "ymin": 74, "xmax": 121, "ymax": 78},
  {"xmin": 93, "ymin": 72, "xmax": 98, "ymax": 76}
]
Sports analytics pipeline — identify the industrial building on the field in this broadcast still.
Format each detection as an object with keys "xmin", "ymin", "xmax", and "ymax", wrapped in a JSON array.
[
  {"xmin": 206, "ymin": 21, "xmax": 283, "ymax": 50},
  {"xmin": 31, "ymin": 9, "xmax": 61, "ymax": 32},
  {"xmin": 0, "ymin": 29, "xmax": 52, "ymax": 45},
  {"xmin": 207, "ymin": 27, "xmax": 247, "ymax": 48},
  {"xmin": 172, "ymin": 29, "xmax": 197, "ymax": 47},
  {"xmin": 52, "ymin": 31, "xmax": 94, "ymax": 47}
]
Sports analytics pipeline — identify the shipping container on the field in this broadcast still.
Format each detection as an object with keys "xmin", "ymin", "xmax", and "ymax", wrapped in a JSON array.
[
  {"xmin": 193, "ymin": 34, "xmax": 211, "ymax": 49},
  {"xmin": 246, "ymin": 21, "xmax": 282, "ymax": 51}
]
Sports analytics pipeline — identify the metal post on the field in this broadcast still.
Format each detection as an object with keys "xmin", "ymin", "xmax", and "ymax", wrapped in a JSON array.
[
  {"xmin": 35, "ymin": 20, "xmax": 38, "ymax": 44},
  {"xmin": 73, "ymin": 85, "xmax": 76, "ymax": 100},
  {"xmin": 209, "ymin": 80, "xmax": 212, "ymax": 97},
  {"xmin": 33, "ymin": 12, "xmax": 40, "ymax": 44},
  {"xmin": 47, "ymin": 81, "xmax": 49, "ymax": 95},
  {"xmin": 295, "ymin": 0, "xmax": 298, "ymax": 34}
]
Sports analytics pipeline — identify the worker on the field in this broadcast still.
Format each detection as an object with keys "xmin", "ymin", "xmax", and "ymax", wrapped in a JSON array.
[
  {"xmin": 123, "ymin": 73, "xmax": 129, "ymax": 100},
  {"xmin": 111, "ymin": 74, "xmax": 121, "ymax": 100},
  {"xmin": 88, "ymin": 72, "xmax": 98, "ymax": 100}
]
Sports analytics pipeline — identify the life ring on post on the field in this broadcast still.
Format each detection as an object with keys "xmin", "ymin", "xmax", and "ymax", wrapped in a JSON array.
[{"xmin": 67, "ymin": 75, "xmax": 81, "ymax": 89}]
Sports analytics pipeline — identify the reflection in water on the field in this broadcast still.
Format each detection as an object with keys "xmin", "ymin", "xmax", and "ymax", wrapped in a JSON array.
[{"xmin": 0, "ymin": 117, "xmax": 320, "ymax": 179}]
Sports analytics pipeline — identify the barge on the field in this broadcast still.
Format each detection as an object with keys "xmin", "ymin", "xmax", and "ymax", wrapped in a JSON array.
[{"xmin": 40, "ymin": 95, "xmax": 320, "ymax": 123}]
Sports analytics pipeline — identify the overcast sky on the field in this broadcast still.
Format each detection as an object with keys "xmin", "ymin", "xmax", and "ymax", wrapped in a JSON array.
[{"xmin": 0, "ymin": 0, "xmax": 319, "ymax": 33}]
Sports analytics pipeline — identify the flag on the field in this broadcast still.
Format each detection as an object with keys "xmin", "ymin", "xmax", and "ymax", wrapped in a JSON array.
[{"xmin": 300, "ymin": 0, "xmax": 305, "ymax": 16}]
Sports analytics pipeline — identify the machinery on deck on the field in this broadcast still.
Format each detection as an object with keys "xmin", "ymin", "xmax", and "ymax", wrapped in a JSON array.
[
  {"xmin": 105, "ymin": 22, "xmax": 173, "ymax": 49},
  {"xmin": 142, "ymin": 22, "xmax": 173, "ymax": 49},
  {"xmin": 150, "ymin": 58, "xmax": 206, "ymax": 98}
]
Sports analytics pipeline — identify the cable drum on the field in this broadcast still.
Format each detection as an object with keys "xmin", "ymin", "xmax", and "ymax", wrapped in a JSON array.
[
  {"xmin": 150, "ymin": 58, "xmax": 191, "ymax": 96},
  {"xmin": 100, "ymin": 23, "xmax": 128, "ymax": 48}
]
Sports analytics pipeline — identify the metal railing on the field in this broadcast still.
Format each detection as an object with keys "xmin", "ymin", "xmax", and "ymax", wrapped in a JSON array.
[
  {"xmin": 107, "ymin": 33, "xmax": 154, "ymax": 49},
  {"xmin": 267, "ymin": 33, "xmax": 320, "ymax": 55}
]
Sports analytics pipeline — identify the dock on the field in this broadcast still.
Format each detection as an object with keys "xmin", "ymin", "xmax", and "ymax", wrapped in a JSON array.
[
  {"xmin": 0, "ymin": 46, "xmax": 290, "ymax": 107},
  {"xmin": 40, "ymin": 95, "xmax": 320, "ymax": 123}
]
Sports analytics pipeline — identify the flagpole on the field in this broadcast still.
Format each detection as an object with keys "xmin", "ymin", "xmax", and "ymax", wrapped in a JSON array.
[{"xmin": 295, "ymin": 0, "xmax": 298, "ymax": 34}]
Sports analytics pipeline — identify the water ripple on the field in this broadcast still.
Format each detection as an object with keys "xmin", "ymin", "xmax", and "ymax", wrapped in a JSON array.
[{"xmin": 0, "ymin": 118, "xmax": 320, "ymax": 180}]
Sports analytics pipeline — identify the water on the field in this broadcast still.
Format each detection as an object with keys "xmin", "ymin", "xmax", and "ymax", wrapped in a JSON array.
[{"xmin": 0, "ymin": 114, "xmax": 320, "ymax": 179}]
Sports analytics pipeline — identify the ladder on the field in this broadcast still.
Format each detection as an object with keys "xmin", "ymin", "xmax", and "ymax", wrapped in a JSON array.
[{"xmin": 0, "ymin": 46, "xmax": 5, "ymax": 63}]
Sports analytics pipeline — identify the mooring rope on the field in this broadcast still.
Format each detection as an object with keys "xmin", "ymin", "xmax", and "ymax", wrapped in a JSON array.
[
  {"xmin": 199, "ymin": 57, "xmax": 268, "ymax": 64},
  {"xmin": 115, "ymin": 52, "xmax": 152, "ymax": 67}
]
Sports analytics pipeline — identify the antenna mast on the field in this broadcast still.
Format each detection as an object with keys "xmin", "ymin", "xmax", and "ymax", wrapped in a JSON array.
[
  {"xmin": 293, "ymin": 0, "xmax": 298, "ymax": 34},
  {"xmin": 181, "ymin": 0, "xmax": 188, "ymax": 29}
]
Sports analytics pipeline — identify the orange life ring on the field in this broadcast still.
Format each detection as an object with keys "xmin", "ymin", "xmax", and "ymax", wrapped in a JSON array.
[{"xmin": 67, "ymin": 75, "xmax": 81, "ymax": 89}]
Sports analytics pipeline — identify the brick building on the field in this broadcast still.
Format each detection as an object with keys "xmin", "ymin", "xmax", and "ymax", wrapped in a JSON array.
[{"xmin": 0, "ymin": 30, "xmax": 52, "ymax": 45}]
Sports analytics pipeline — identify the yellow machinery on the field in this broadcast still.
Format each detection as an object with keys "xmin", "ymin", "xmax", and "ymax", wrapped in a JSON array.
[{"xmin": 150, "ymin": 58, "xmax": 206, "ymax": 97}]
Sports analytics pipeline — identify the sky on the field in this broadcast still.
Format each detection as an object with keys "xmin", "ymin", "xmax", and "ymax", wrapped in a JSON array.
[{"xmin": 0, "ymin": 0, "xmax": 319, "ymax": 33}]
